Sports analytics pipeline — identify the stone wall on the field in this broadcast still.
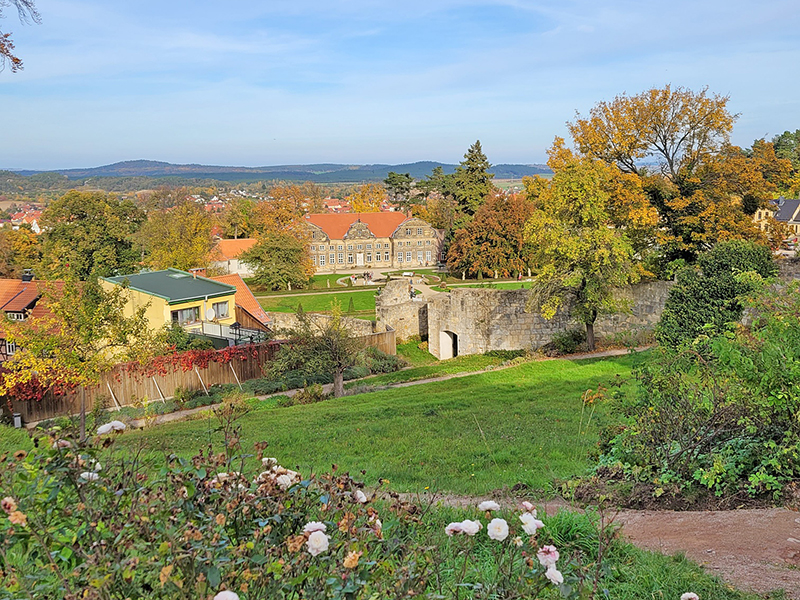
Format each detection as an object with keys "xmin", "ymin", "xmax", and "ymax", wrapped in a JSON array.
[
  {"xmin": 265, "ymin": 312, "xmax": 378, "ymax": 337},
  {"xmin": 426, "ymin": 281, "xmax": 673, "ymax": 359},
  {"xmin": 375, "ymin": 279, "xmax": 428, "ymax": 341}
]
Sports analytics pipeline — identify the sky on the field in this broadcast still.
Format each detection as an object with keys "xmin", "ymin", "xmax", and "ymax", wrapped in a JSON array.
[{"xmin": 2, "ymin": 0, "xmax": 800, "ymax": 170}]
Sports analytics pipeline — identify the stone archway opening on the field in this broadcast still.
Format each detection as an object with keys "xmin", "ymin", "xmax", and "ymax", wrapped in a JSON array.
[{"xmin": 439, "ymin": 330, "xmax": 458, "ymax": 359}]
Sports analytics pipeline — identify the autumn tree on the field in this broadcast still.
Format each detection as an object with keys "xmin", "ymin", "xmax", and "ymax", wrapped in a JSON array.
[
  {"xmin": 347, "ymin": 183, "xmax": 387, "ymax": 213},
  {"xmin": 0, "ymin": 225, "xmax": 40, "ymax": 277},
  {"xmin": 240, "ymin": 231, "xmax": 313, "ymax": 291},
  {"xmin": 136, "ymin": 199, "xmax": 214, "ymax": 271},
  {"xmin": 524, "ymin": 142, "xmax": 656, "ymax": 350},
  {"xmin": 0, "ymin": 0, "xmax": 40, "ymax": 72},
  {"xmin": 39, "ymin": 190, "xmax": 145, "ymax": 280},
  {"xmin": 772, "ymin": 129, "xmax": 800, "ymax": 169},
  {"xmin": 446, "ymin": 190, "xmax": 536, "ymax": 278},
  {"xmin": 414, "ymin": 192, "xmax": 457, "ymax": 231},
  {"xmin": 252, "ymin": 183, "xmax": 323, "ymax": 234},
  {"xmin": 0, "ymin": 280, "xmax": 161, "ymax": 439},
  {"xmin": 220, "ymin": 196, "xmax": 255, "ymax": 239},
  {"xmin": 568, "ymin": 86, "xmax": 773, "ymax": 263}
]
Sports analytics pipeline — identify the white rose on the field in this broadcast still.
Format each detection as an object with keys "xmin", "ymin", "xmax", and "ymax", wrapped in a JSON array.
[
  {"xmin": 478, "ymin": 500, "xmax": 500, "ymax": 511},
  {"xmin": 545, "ymin": 566, "xmax": 564, "ymax": 585},
  {"xmin": 275, "ymin": 474, "xmax": 294, "ymax": 490},
  {"xmin": 354, "ymin": 489, "xmax": 367, "ymax": 503},
  {"xmin": 521, "ymin": 501, "xmax": 535, "ymax": 513},
  {"xmin": 445, "ymin": 522, "xmax": 463, "ymax": 536},
  {"xmin": 519, "ymin": 511, "xmax": 544, "ymax": 535},
  {"xmin": 537, "ymin": 545, "xmax": 560, "ymax": 568},
  {"xmin": 459, "ymin": 519, "xmax": 482, "ymax": 536},
  {"xmin": 262, "ymin": 457, "xmax": 278, "ymax": 469},
  {"xmin": 487, "ymin": 518, "xmax": 509, "ymax": 541},
  {"xmin": 303, "ymin": 521, "xmax": 326, "ymax": 533},
  {"xmin": 307, "ymin": 530, "xmax": 329, "ymax": 556}
]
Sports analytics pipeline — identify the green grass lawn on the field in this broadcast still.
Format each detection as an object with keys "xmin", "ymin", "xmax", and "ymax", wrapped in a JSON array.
[
  {"xmin": 246, "ymin": 273, "xmax": 365, "ymax": 295},
  {"xmin": 258, "ymin": 289, "xmax": 379, "ymax": 317},
  {"xmin": 107, "ymin": 354, "xmax": 638, "ymax": 495}
]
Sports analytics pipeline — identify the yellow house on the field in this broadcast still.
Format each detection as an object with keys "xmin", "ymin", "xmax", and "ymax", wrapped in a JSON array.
[{"xmin": 100, "ymin": 269, "xmax": 239, "ymax": 340}]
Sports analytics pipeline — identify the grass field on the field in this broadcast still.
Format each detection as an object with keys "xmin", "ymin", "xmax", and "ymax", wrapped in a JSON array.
[
  {"xmin": 246, "ymin": 273, "xmax": 358, "ymax": 295},
  {"xmin": 104, "ymin": 354, "xmax": 639, "ymax": 495},
  {"xmin": 258, "ymin": 289, "xmax": 379, "ymax": 318}
]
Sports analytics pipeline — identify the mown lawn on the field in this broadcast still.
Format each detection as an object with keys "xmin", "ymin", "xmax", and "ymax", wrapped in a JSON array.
[
  {"xmin": 110, "ymin": 354, "xmax": 638, "ymax": 495},
  {"xmin": 258, "ymin": 289, "xmax": 379, "ymax": 317}
]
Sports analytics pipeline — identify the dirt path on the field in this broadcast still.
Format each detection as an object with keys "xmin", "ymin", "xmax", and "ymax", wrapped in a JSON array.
[
  {"xmin": 407, "ymin": 492, "xmax": 800, "ymax": 599},
  {"xmin": 616, "ymin": 507, "xmax": 800, "ymax": 598}
]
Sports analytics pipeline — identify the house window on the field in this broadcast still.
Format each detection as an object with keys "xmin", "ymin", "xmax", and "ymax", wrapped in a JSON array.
[
  {"xmin": 312, "ymin": 256, "xmax": 317, "ymax": 265},
  {"xmin": 330, "ymin": 253, "xmax": 335, "ymax": 264},
  {"xmin": 311, "ymin": 245, "xmax": 317, "ymax": 251},
  {"xmin": 397, "ymin": 253, "xmax": 403, "ymax": 262},
  {"xmin": 417, "ymin": 251, "xmax": 423, "ymax": 263},
  {"xmin": 417, "ymin": 240, "xmax": 423, "ymax": 246},
  {"xmin": 171, "ymin": 306, "xmax": 200, "ymax": 325},
  {"xmin": 406, "ymin": 251, "xmax": 412, "ymax": 261},
  {"xmin": 405, "ymin": 228, "xmax": 411, "ymax": 235},
  {"xmin": 5, "ymin": 340, "xmax": 16, "ymax": 356},
  {"xmin": 6, "ymin": 312, "xmax": 24, "ymax": 321},
  {"xmin": 398, "ymin": 241, "xmax": 403, "ymax": 247},
  {"xmin": 366, "ymin": 244, "xmax": 372, "ymax": 249},
  {"xmin": 416, "ymin": 228, "xmax": 423, "ymax": 235},
  {"xmin": 338, "ymin": 245, "xmax": 343, "ymax": 250},
  {"xmin": 312, "ymin": 231, "xmax": 317, "ymax": 239},
  {"xmin": 347, "ymin": 244, "xmax": 353, "ymax": 250},
  {"xmin": 347, "ymin": 254, "xmax": 354, "ymax": 264},
  {"xmin": 338, "ymin": 253, "xmax": 344, "ymax": 264},
  {"xmin": 319, "ymin": 255, "xmax": 326, "ymax": 266},
  {"xmin": 384, "ymin": 251, "xmax": 389, "ymax": 261},
  {"xmin": 426, "ymin": 251, "xmax": 431, "ymax": 262},
  {"xmin": 376, "ymin": 243, "xmax": 382, "ymax": 249},
  {"xmin": 376, "ymin": 253, "xmax": 381, "ymax": 261},
  {"xmin": 213, "ymin": 301, "xmax": 229, "ymax": 319},
  {"xmin": 366, "ymin": 253, "xmax": 372, "ymax": 262},
  {"xmin": 426, "ymin": 240, "xmax": 431, "ymax": 245},
  {"xmin": 357, "ymin": 244, "xmax": 363, "ymax": 250}
]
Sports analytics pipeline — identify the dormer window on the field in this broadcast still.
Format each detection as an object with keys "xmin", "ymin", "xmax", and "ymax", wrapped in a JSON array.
[{"xmin": 6, "ymin": 312, "xmax": 25, "ymax": 321}]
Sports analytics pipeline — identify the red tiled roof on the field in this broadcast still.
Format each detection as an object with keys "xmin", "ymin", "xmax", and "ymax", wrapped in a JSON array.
[
  {"xmin": 304, "ymin": 212, "xmax": 410, "ymax": 239},
  {"xmin": 209, "ymin": 274, "xmax": 270, "ymax": 326},
  {"xmin": 0, "ymin": 280, "xmax": 40, "ymax": 313},
  {"xmin": 210, "ymin": 238, "xmax": 258, "ymax": 261}
]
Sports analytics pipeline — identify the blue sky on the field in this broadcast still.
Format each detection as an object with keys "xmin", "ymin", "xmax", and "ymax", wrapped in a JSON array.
[{"xmin": 2, "ymin": 0, "xmax": 800, "ymax": 170}]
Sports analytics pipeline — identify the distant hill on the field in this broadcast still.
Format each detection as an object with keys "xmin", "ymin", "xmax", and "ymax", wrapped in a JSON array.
[{"xmin": 13, "ymin": 160, "xmax": 551, "ymax": 183}]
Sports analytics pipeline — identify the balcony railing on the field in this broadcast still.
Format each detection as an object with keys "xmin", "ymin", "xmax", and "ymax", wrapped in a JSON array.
[{"xmin": 183, "ymin": 321, "xmax": 270, "ymax": 345}]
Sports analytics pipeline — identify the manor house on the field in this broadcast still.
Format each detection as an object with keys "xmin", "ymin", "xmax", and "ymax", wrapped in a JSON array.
[{"xmin": 304, "ymin": 212, "xmax": 445, "ymax": 272}]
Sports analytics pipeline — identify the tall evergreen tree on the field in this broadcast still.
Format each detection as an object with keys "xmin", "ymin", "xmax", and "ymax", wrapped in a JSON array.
[{"xmin": 453, "ymin": 140, "xmax": 495, "ymax": 216}]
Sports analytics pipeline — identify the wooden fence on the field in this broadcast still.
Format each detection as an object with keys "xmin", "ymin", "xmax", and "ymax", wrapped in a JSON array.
[{"xmin": 8, "ymin": 328, "xmax": 395, "ymax": 424}]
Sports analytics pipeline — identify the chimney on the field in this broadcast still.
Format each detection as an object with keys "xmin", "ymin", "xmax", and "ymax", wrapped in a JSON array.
[{"xmin": 20, "ymin": 269, "xmax": 34, "ymax": 282}]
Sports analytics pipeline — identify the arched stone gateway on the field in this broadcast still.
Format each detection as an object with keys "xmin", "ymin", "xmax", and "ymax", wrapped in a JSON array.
[{"xmin": 439, "ymin": 330, "xmax": 458, "ymax": 359}]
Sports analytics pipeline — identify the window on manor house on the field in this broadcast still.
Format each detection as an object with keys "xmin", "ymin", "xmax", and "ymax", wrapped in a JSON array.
[
  {"xmin": 384, "ymin": 251, "xmax": 389, "ymax": 261},
  {"xmin": 397, "ymin": 253, "xmax": 403, "ymax": 262},
  {"xmin": 416, "ymin": 228, "xmax": 423, "ymax": 235},
  {"xmin": 320, "ymin": 255, "xmax": 326, "ymax": 266},
  {"xmin": 405, "ymin": 228, "xmax": 411, "ymax": 235},
  {"xmin": 329, "ymin": 253, "xmax": 335, "ymax": 263}
]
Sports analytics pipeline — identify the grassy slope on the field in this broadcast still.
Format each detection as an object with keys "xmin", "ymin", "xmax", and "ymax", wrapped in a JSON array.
[{"xmin": 115, "ymin": 354, "xmax": 638, "ymax": 495}]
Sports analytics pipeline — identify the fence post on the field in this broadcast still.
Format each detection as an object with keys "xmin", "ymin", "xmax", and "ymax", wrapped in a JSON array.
[
  {"xmin": 195, "ymin": 366, "xmax": 209, "ymax": 396},
  {"xmin": 106, "ymin": 381, "xmax": 122, "ymax": 411},
  {"xmin": 229, "ymin": 362, "xmax": 243, "ymax": 391},
  {"xmin": 152, "ymin": 377, "xmax": 167, "ymax": 404}
]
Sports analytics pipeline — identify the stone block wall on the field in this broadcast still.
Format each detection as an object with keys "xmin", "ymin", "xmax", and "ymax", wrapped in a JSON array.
[
  {"xmin": 266, "ymin": 312, "xmax": 377, "ymax": 337},
  {"xmin": 375, "ymin": 279, "xmax": 428, "ymax": 341},
  {"xmin": 426, "ymin": 281, "xmax": 673, "ymax": 359}
]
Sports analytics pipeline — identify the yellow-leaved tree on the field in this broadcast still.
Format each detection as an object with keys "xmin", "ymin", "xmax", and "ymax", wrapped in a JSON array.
[
  {"xmin": 136, "ymin": 200, "xmax": 214, "ymax": 271},
  {"xmin": 347, "ymin": 184, "xmax": 387, "ymax": 213},
  {"xmin": 524, "ymin": 140, "xmax": 657, "ymax": 350}
]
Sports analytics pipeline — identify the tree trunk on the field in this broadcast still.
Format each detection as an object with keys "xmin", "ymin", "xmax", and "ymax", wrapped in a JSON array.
[
  {"xmin": 586, "ymin": 322, "xmax": 595, "ymax": 351},
  {"xmin": 333, "ymin": 371, "xmax": 344, "ymax": 398}
]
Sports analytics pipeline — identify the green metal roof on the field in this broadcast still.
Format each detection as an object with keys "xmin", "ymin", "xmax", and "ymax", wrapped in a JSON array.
[{"xmin": 102, "ymin": 269, "xmax": 237, "ymax": 305}]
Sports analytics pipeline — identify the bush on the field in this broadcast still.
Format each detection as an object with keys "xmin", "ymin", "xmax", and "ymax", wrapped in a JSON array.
[
  {"xmin": 361, "ymin": 347, "xmax": 406, "ymax": 374},
  {"xmin": 292, "ymin": 383, "xmax": 329, "ymax": 405},
  {"xmin": 173, "ymin": 385, "xmax": 197, "ymax": 407},
  {"xmin": 656, "ymin": 240, "xmax": 777, "ymax": 348},
  {"xmin": 343, "ymin": 365, "xmax": 369, "ymax": 380},
  {"xmin": 551, "ymin": 329, "xmax": 586, "ymax": 355},
  {"xmin": 599, "ymin": 282, "xmax": 800, "ymax": 501}
]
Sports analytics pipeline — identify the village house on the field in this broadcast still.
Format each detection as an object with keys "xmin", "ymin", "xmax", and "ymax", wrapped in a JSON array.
[
  {"xmin": 754, "ymin": 196, "xmax": 800, "ymax": 242},
  {"xmin": 208, "ymin": 238, "xmax": 258, "ymax": 277},
  {"xmin": 100, "ymin": 268, "xmax": 268, "ymax": 347},
  {"xmin": 0, "ymin": 276, "xmax": 61, "ymax": 362},
  {"xmin": 303, "ymin": 212, "xmax": 445, "ymax": 272}
]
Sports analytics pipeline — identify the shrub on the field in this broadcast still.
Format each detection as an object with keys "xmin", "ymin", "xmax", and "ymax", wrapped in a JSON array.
[
  {"xmin": 361, "ymin": 346, "xmax": 406, "ymax": 374},
  {"xmin": 292, "ymin": 383, "xmax": 329, "ymax": 405},
  {"xmin": 551, "ymin": 329, "xmax": 585, "ymax": 355},
  {"xmin": 343, "ymin": 365, "xmax": 369, "ymax": 380},
  {"xmin": 656, "ymin": 240, "xmax": 777, "ymax": 348},
  {"xmin": 173, "ymin": 385, "xmax": 197, "ymax": 407},
  {"xmin": 599, "ymin": 282, "xmax": 800, "ymax": 500}
]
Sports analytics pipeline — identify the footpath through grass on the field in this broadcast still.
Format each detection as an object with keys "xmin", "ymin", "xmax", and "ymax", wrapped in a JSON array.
[{"xmin": 113, "ymin": 354, "xmax": 639, "ymax": 495}]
